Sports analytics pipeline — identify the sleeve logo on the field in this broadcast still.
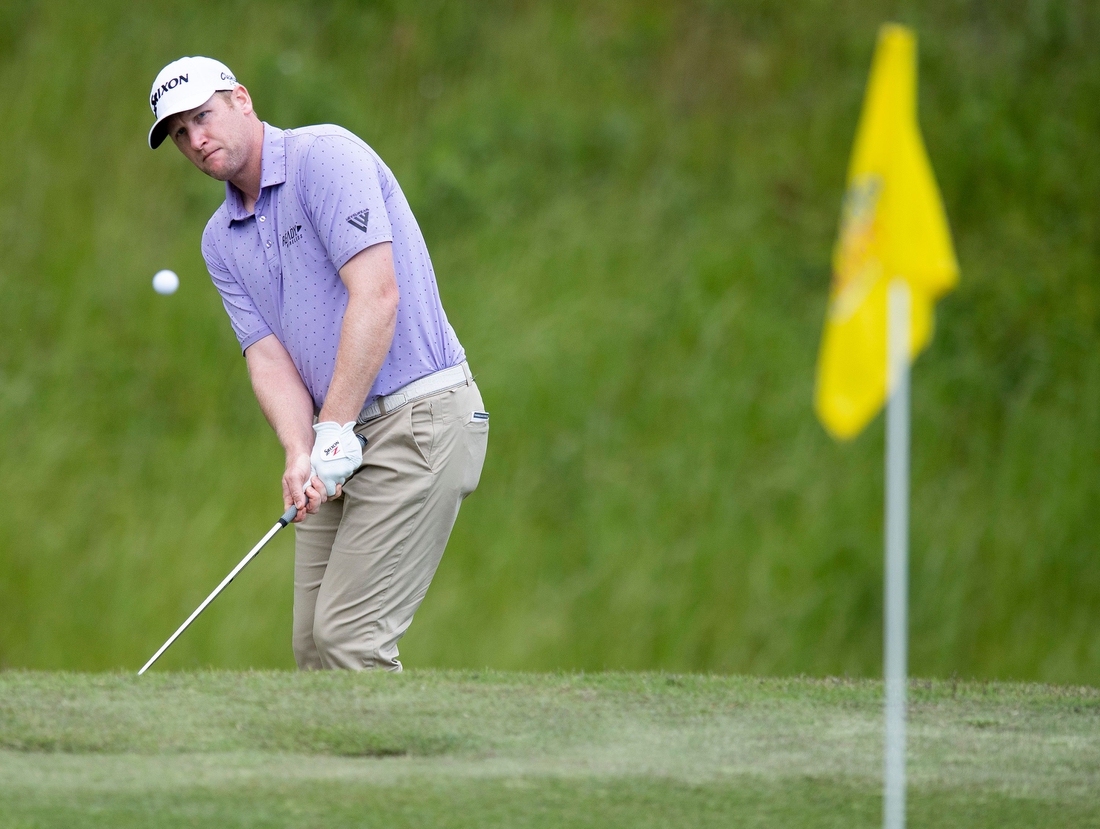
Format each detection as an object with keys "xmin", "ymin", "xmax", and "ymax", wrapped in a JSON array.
[{"xmin": 346, "ymin": 209, "xmax": 370, "ymax": 233}]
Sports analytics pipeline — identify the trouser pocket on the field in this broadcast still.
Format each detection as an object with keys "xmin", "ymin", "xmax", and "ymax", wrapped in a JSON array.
[
  {"xmin": 458, "ymin": 384, "xmax": 488, "ymax": 496},
  {"xmin": 409, "ymin": 398, "xmax": 436, "ymax": 467}
]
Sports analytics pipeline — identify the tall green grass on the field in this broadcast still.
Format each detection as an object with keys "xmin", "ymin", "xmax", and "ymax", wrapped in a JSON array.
[{"xmin": 0, "ymin": 0, "xmax": 1098, "ymax": 681}]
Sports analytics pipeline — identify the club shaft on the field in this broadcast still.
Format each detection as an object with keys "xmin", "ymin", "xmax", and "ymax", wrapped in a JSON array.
[
  {"xmin": 138, "ymin": 517, "xmax": 289, "ymax": 675},
  {"xmin": 138, "ymin": 444, "xmax": 365, "ymax": 675}
]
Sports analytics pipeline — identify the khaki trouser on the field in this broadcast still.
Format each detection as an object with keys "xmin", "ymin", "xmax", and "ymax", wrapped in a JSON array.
[{"xmin": 292, "ymin": 379, "xmax": 488, "ymax": 670}]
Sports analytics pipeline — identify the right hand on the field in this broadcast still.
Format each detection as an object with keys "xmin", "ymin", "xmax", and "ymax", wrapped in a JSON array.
[{"xmin": 282, "ymin": 452, "xmax": 333, "ymax": 524}]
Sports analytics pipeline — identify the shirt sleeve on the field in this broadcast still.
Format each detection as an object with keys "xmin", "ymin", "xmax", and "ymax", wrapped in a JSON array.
[
  {"xmin": 298, "ymin": 134, "xmax": 395, "ymax": 270},
  {"xmin": 202, "ymin": 228, "xmax": 273, "ymax": 354}
]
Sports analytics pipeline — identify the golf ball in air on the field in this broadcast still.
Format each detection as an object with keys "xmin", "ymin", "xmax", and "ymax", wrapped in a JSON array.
[{"xmin": 152, "ymin": 269, "xmax": 179, "ymax": 295}]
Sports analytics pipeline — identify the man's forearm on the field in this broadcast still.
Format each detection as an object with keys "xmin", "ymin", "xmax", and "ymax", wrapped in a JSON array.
[
  {"xmin": 318, "ymin": 243, "xmax": 399, "ymax": 424},
  {"xmin": 245, "ymin": 334, "xmax": 316, "ymax": 458},
  {"xmin": 245, "ymin": 334, "xmax": 330, "ymax": 519}
]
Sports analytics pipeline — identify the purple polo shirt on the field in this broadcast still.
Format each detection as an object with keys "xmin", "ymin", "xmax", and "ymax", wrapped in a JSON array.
[{"xmin": 201, "ymin": 123, "xmax": 465, "ymax": 411}]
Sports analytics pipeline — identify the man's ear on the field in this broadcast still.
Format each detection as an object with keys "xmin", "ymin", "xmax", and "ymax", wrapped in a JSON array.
[{"xmin": 232, "ymin": 85, "xmax": 254, "ymax": 116}]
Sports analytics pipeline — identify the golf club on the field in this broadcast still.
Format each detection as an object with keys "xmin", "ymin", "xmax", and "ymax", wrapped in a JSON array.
[{"xmin": 138, "ymin": 436, "xmax": 367, "ymax": 675}]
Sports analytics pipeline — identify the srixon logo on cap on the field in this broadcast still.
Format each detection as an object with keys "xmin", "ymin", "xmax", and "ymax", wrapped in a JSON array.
[
  {"xmin": 323, "ymin": 440, "xmax": 344, "ymax": 460},
  {"xmin": 150, "ymin": 74, "xmax": 189, "ymax": 113}
]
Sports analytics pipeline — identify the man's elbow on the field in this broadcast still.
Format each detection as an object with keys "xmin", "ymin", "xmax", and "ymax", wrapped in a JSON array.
[{"xmin": 380, "ymin": 275, "xmax": 400, "ymax": 322}]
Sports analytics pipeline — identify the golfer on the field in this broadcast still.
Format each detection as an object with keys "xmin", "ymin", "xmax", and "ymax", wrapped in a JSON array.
[{"xmin": 148, "ymin": 56, "xmax": 488, "ymax": 671}]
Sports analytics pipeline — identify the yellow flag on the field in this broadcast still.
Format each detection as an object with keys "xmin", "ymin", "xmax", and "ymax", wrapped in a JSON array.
[{"xmin": 814, "ymin": 24, "xmax": 959, "ymax": 440}]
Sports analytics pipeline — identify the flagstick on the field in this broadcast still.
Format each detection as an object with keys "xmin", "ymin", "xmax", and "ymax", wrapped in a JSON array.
[{"xmin": 884, "ymin": 279, "xmax": 910, "ymax": 829}]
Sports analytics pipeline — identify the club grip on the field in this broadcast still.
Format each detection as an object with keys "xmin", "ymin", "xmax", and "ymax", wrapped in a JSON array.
[{"xmin": 284, "ymin": 433, "xmax": 367, "ymax": 526}]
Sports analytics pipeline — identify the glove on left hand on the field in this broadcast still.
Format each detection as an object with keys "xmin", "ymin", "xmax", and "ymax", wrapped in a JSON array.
[{"xmin": 309, "ymin": 421, "xmax": 363, "ymax": 496}]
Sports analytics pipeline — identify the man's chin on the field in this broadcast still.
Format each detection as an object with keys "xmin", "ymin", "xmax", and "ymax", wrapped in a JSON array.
[
  {"xmin": 202, "ymin": 160, "xmax": 234, "ymax": 182},
  {"xmin": 196, "ymin": 150, "xmax": 234, "ymax": 181}
]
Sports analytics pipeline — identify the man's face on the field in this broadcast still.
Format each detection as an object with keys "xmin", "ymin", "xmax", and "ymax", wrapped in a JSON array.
[{"xmin": 166, "ymin": 89, "xmax": 253, "ymax": 181}]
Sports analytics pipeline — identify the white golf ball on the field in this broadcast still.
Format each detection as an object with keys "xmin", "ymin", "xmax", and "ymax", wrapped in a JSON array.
[{"xmin": 152, "ymin": 269, "xmax": 179, "ymax": 295}]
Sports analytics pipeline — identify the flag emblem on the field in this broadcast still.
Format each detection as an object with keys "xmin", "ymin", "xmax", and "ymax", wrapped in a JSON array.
[{"xmin": 831, "ymin": 175, "xmax": 883, "ymax": 322}]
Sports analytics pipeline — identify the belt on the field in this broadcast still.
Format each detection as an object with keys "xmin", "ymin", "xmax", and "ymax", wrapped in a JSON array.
[{"xmin": 356, "ymin": 362, "xmax": 473, "ymax": 424}]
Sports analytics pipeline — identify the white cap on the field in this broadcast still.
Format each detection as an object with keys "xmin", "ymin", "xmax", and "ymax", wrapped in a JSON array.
[{"xmin": 148, "ymin": 56, "xmax": 238, "ymax": 149}]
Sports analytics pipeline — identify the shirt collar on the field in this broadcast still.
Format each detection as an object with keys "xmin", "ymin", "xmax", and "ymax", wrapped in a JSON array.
[{"xmin": 224, "ymin": 123, "xmax": 287, "ymax": 222}]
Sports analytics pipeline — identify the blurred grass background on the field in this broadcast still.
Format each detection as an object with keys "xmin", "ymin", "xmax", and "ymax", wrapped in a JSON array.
[{"xmin": 0, "ymin": 0, "xmax": 1097, "ymax": 681}]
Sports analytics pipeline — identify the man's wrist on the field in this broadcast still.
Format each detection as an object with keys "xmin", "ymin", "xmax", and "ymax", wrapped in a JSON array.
[
  {"xmin": 285, "ymin": 446, "xmax": 312, "ymax": 464},
  {"xmin": 318, "ymin": 405, "xmax": 359, "ymax": 424}
]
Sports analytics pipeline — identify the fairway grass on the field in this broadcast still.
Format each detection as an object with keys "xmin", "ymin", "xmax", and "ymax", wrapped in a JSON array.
[{"xmin": 1, "ymin": 671, "xmax": 1097, "ymax": 828}]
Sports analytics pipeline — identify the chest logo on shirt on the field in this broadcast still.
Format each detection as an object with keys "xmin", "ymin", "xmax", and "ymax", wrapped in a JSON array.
[
  {"xmin": 281, "ymin": 224, "xmax": 303, "ymax": 248},
  {"xmin": 346, "ymin": 209, "xmax": 370, "ymax": 233}
]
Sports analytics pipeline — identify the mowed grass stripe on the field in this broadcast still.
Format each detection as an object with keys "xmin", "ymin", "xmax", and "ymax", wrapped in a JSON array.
[
  {"xmin": 1, "ymin": 671, "xmax": 1097, "ymax": 827},
  {"xmin": 11, "ymin": 777, "xmax": 1095, "ymax": 829}
]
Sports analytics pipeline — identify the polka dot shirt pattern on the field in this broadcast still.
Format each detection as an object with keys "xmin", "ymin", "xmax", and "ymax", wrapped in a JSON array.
[{"xmin": 201, "ymin": 123, "xmax": 465, "ymax": 411}]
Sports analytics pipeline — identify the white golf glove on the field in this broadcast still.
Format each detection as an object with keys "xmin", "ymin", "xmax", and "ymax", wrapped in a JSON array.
[{"xmin": 309, "ymin": 421, "xmax": 363, "ymax": 496}]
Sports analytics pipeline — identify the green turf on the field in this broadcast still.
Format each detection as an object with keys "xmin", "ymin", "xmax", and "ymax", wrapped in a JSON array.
[
  {"xmin": 1, "ymin": 671, "xmax": 1098, "ymax": 827},
  {"xmin": 1, "ymin": 1, "xmax": 1099, "ymax": 682}
]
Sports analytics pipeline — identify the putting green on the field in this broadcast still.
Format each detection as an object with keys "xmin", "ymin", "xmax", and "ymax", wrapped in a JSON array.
[{"xmin": 1, "ymin": 671, "xmax": 1097, "ymax": 827}]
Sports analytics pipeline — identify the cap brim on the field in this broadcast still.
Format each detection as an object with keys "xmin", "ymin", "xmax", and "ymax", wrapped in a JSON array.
[
  {"xmin": 147, "ymin": 85, "xmax": 234, "ymax": 149},
  {"xmin": 148, "ymin": 118, "xmax": 172, "ymax": 150}
]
